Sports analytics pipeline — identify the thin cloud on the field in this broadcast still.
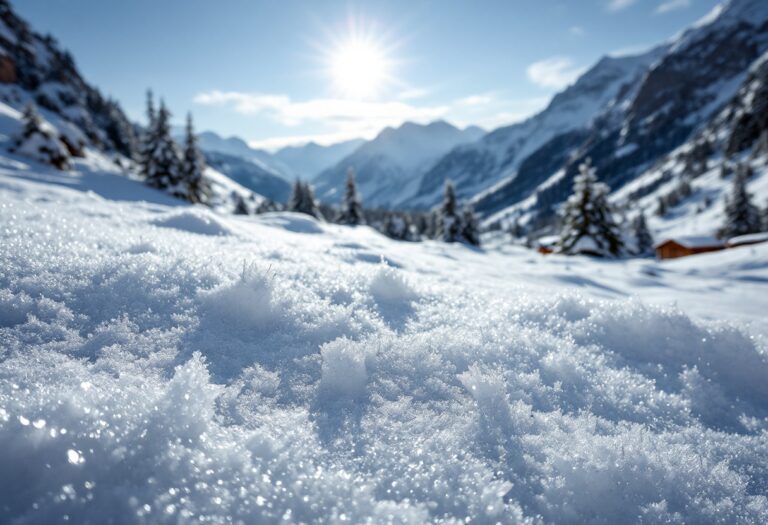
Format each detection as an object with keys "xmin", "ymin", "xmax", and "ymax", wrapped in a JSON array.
[
  {"xmin": 606, "ymin": 0, "xmax": 637, "ymax": 12},
  {"xmin": 569, "ymin": 25, "xmax": 586, "ymax": 37},
  {"xmin": 397, "ymin": 88, "xmax": 430, "ymax": 100},
  {"xmin": 656, "ymin": 0, "xmax": 691, "ymax": 14},
  {"xmin": 194, "ymin": 90, "xmax": 449, "ymax": 128},
  {"xmin": 526, "ymin": 57, "xmax": 585, "ymax": 90},
  {"xmin": 454, "ymin": 94, "xmax": 494, "ymax": 106}
]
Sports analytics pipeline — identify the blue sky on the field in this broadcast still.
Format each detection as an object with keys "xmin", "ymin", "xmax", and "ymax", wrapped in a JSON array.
[{"xmin": 15, "ymin": 0, "xmax": 720, "ymax": 150}]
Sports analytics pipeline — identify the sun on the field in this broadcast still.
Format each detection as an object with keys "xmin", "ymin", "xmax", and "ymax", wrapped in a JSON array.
[
  {"xmin": 331, "ymin": 37, "xmax": 389, "ymax": 99},
  {"xmin": 323, "ymin": 20, "xmax": 396, "ymax": 100}
]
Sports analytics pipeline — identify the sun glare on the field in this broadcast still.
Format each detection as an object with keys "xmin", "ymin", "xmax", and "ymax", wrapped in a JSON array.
[{"xmin": 328, "ymin": 34, "xmax": 392, "ymax": 100}]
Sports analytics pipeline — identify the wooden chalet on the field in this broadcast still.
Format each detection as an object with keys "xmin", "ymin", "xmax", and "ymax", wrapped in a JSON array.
[{"xmin": 654, "ymin": 236, "xmax": 724, "ymax": 260}]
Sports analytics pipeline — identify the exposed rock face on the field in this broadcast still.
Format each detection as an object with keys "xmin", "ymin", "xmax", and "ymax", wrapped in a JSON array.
[
  {"xmin": 0, "ymin": 55, "xmax": 16, "ymax": 83},
  {"xmin": 474, "ymin": 0, "xmax": 768, "ymax": 222}
]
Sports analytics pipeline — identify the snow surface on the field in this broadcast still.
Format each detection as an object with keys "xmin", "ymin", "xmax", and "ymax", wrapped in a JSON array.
[{"xmin": 2, "ymin": 159, "xmax": 768, "ymax": 523}]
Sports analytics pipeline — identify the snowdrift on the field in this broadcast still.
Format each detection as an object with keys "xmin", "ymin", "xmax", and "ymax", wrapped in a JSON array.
[{"xmin": 2, "ymin": 171, "xmax": 768, "ymax": 524}]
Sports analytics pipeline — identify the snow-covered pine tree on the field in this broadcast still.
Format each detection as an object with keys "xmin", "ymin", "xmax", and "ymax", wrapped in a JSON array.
[
  {"xmin": 233, "ymin": 193, "xmax": 249, "ymax": 215},
  {"xmin": 632, "ymin": 211, "xmax": 654, "ymax": 256},
  {"xmin": 385, "ymin": 214, "xmax": 409, "ymax": 240},
  {"xmin": 337, "ymin": 168, "xmax": 364, "ymax": 225},
  {"xmin": 144, "ymin": 101, "xmax": 182, "ymax": 192},
  {"xmin": 13, "ymin": 102, "xmax": 70, "ymax": 170},
  {"xmin": 762, "ymin": 200, "xmax": 768, "ymax": 231},
  {"xmin": 557, "ymin": 158, "xmax": 623, "ymax": 257},
  {"xmin": 288, "ymin": 180, "xmax": 322, "ymax": 219},
  {"xmin": 721, "ymin": 165, "xmax": 761, "ymax": 238},
  {"xmin": 460, "ymin": 205, "xmax": 481, "ymax": 246},
  {"xmin": 140, "ymin": 90, "xmax": 157, "ymax": 178},
  {"xmin": 302, "ymin": 182, "xmax": 322, "ymax": 220},
  {"xmin": 180, "ymin": 113, "xmax": 211, "ymax": 205},
  {"xmin": 438, "ymin": 180, "xmax": 462, "ymax": 242}
]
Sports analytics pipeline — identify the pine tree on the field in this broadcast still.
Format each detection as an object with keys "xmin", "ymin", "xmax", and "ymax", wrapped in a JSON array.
[
  {"xmin": 21, "ymin": 103, "xmax": 44, "ymax": 138},
  {"xmin": 233, "ymin": 193, "xmax": 249, "ymax": 215},
  {"xmin": 721, "ymin": 166, "xmax": 761, "ymax": 238},
  {"xmin": 438, "ymin": 180, "xmax": 462, "ymax": 242},
  {"xmin": 140, "ymin": 90, "xmax": 157, "ymax": 177},
  {"xmin": 144, "ymin": 101, "xmax": 181, "ymax": 191},
  {"xmin": 337, "ymin": 168, "xmax": 364, "ymax": 225},
  {"xmin": 385, "ymin": 214, "xmax": 408, "ymax": 240},
  {"xmin": 288, "ymin": 180, "xmax": 321, "ymax": 219},
  {"xmin": 13, "ymin": 103, "xmax": 70, "ymax": 170},
  {"xmin": 558, "ymin": 159, "xmax": 623, "ymax": 257},
  {"xmin": 632, "ymin": 211, "xmax": 654, "ymax": 256},
  {"xmin": 180, "ymin": 113, "xmax": 211, "ymax": 205},
  {"xmin": 762, "ymin": 200, "xmax": 768, "ymax": 231},
  {"xmin": 460, "ymin": 205, "xmax": 481, "ymax": 246}
]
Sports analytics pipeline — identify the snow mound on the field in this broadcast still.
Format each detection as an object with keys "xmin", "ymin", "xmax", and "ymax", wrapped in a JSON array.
[
  {"xmin": 151, "ymin": 208, "xmax": 233, "ymax": 236},
  {"xmin": 2, "ymin": 173, "xmax": 768, "ymax": 523},
  {"xmin": 255, "ymin": 212, "xmax": 325, "ymax": 234}
]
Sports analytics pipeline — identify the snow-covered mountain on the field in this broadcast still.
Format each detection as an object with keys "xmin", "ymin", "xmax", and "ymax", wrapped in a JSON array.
[
  {"xmin": 204, "ymin": 150, "xmax": 292, "ymax": 203},
  {"xmin": 195, "ymin": 131, "xmax": 293, "ymax": 180},
  {"xmin": 404, "ymin": 46, "xmax": 669, "ymax": 210},
  {"xmin": 0, "ymin": 0, "xmax": 136, "ymax": 159},
  {"xmin": 611, "ymin": 46, "xmax": 768, "ymax": 241},
  {"xmin": 197, "ymin": 131, "xmax": 365, "ymax": 182},
  {"xmin": 314, "ymin": 120, "xmax": 484, "ymax": 208},
  {"xmin": 273, "ymin": 138, "xmax": 365, "ymax": 181},
  {"xmin": 476, "ymin": 0, "xmax": 768, "ymax": 225}
]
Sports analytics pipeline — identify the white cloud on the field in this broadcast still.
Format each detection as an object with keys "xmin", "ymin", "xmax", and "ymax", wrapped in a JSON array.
[
  {"xmin": 397, "ymin": 88, "xmax": 430, "ymax": 100},
  {"xmin": 606, "ymin": 0, "xmax": 637, "ymax": 11},
  {"xmin": 195, "ymin": 90, "xmax": 451, "ymax": 148},
  {"xmin": 454, "ymin": 94, "xmax": 494, "ymax": 106},
  {"xmin": 656, "ymin": 0, "xmax": 691, "ymax": 14},
  {"xmin": 194, "ymin": 90, "xmax": 448, "ymax": 128},
  {"xmin": 569, "ymin": 25, "xmax": 586, "ymax": 37},
  {"xmin": 197, "ymin": 90, "xmax": 552, "ymax": 150},
  {"xmin": 248, "ymin": 131, "xmax": 368, "ymax": 151},
  {"xmin": 526, "ymin": 57, "xmax": 586, "ymax": 90}
]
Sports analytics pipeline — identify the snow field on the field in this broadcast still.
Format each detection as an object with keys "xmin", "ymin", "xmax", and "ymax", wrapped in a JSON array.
[{"xmin": 2, "ymin": 174, "xmax": 768, "ymax": 523}]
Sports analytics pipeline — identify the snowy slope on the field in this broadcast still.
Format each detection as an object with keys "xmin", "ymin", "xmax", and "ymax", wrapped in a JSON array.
[
  {"xmin": 406, "ymin": 46, "xmax": 668, "ymax": 210},
  {"xmin": 2, "ymin": 157, "xmax": 768, "ymax": 523},
  {"xmin": 314, "ymin": 120, "xmax": 484, "ymax": 208},
  {"xmin": 480, "ymin": 0, "xmax": 768, "ymax": 226},
  {"xmin": 0, "ymin": 0, "xmax": 136, "ymax": 158}
]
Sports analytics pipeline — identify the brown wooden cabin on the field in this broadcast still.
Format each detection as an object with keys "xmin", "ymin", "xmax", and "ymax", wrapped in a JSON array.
[
  {"xmin": 536, "ymin": 235, "xmax": 559, "ymax": 255},
  {"xmin": 655, "ymin": 236, "xmax": 724, "ymax": 260}
]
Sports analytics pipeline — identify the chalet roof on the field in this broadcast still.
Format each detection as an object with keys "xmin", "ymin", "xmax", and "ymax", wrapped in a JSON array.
[
  {"xmin": 536, "ymin": 235, "xmax": 560, "ymax": 247},
  {"xmin": 654, "ymin": 235, "xmax": 723, "ymax": 249},
  {"xmin": 727, "ymin": 232, "xmax": 768, "ymax": 246}
]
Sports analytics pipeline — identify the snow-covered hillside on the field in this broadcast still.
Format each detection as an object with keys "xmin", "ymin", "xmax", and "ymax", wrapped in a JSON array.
[
  {"xmin": 408, "ymin": 46, "xmax": 667, "ymax": 210},
  {"xmin": 2, "ymin": 154, "xmax": 768, "ymax": 523},
  {"xmin": 314, "ymin": 121, "xmax": 484, "ymax": 208},
  {"xmin": 438, "ymin": 0, "xmax": 768, "ymax": 226}
]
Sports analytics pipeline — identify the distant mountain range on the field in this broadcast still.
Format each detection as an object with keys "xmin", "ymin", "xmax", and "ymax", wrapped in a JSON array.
[
  {"xmin": 312, "ymin": 121, "xmax": 484, "ymax": 208},
  {"xmin": 12, "ymin": 0, "xmax": 764, "ymax": 240},
  {"xmin": 200, "ymin": 0, "xmax": 767, "ymax": 225},
  {"xmin": 473, "ymin": 0, "xmax": 768, "ymax": 228}
]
